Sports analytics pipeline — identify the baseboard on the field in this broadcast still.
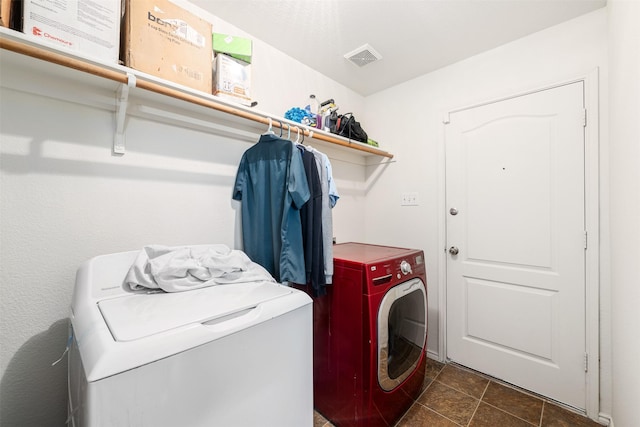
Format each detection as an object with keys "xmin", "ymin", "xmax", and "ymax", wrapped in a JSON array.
[
  {"xmin": 599, "ymin": 413, "xmax": 613, "ymax": 426},
  {"xmin": 426, "ymin": 349, "xmax": 441, "ymax": 362}
]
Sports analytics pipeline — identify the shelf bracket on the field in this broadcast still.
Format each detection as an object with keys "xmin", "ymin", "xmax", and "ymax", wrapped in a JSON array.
[{"xmin": 113, "ymin": 73, "xmax": 136, "ymax": 154}]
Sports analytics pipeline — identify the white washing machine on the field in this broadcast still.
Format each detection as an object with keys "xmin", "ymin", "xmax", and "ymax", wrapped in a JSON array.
[{"xmin": 68, "ymin": 249, "xmax": 313, "ymax": 427}]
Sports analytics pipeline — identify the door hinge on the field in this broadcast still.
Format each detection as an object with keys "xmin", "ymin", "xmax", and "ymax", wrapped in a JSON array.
[
  {"xmin": 584, "ymin": 353, "xmax": 589, "ymax": 372},
  {"xmin": 583, "ymin": 230, "xmax": 588, "ymax": 250},
  {"xmin": 582, "ymin": 108, "xmax": 587, "ymax": 127}
]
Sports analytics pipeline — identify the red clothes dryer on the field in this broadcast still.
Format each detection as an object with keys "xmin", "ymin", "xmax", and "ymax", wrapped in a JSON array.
[{"xmin": 313, "ymin": 243, "xmax": 428, "ymax": 427}]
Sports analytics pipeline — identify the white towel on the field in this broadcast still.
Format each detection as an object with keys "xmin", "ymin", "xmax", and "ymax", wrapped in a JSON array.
[{"xmin": 125, "ymin": 244, "xmax": 276, "ymax": 292}]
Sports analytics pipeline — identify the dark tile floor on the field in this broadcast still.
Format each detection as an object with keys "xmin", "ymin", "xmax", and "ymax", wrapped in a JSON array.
[{"xmin": 314, "ymin": 358, "xmax": 604, "ymax": 427}]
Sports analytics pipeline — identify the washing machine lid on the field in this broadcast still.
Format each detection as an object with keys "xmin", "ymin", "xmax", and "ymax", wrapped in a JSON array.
[{"xmin": 98, "ymin": 281, "xmax": 291, "ymax": 342}]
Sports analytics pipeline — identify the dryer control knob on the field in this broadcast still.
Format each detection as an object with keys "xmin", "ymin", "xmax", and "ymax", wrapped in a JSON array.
[{"xmin": 400, "ymin": 260, "xmax": 412, "ymax": 275}]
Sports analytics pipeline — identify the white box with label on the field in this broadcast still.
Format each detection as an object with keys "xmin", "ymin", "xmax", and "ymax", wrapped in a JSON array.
[
  {"xmin": 23, "ymin": 0, "xmax": 120, "ymax": 63},
  {"xmin": 213, "ymin": 53, "xmax": 252, "ymax": 106}
]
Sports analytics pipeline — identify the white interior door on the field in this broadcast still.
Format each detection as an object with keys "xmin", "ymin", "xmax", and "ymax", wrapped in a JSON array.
[{"xmin": 445, "ymin": 82, "xmax": 586, "ymax": 409}]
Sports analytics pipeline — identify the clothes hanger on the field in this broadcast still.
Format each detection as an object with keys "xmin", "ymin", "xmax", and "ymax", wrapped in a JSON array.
[
  {"xmin": 305, "ymin": 129, "xmax": 315, "ymax": 150},
  {"xmin": 295, "ymin": 127, "xmax": 301, "ymax": 144},
  {"xmin": 277, "ymin": 120, "xmax": 284, "ymax": 137},
  {"xmin": 263, "ymin": 117, "xmax": 275, "ymax": 135}
]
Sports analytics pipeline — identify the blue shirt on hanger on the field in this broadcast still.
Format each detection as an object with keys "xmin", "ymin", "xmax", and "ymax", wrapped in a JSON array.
[{"xmin": 233, "ymin": 133, "xmax": 310, "ymax": 284}]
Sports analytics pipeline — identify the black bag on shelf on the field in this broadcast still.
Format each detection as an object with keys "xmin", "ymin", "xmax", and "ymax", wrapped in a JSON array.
[{"xmin": 335, "ymin": 113, "xmax": 368, "ymax": 143}]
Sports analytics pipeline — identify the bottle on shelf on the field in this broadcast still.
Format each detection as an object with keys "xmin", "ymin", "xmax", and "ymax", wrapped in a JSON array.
[{"xmin": 309, "ymin": 94, "xmax": 321, "ymax": 129}]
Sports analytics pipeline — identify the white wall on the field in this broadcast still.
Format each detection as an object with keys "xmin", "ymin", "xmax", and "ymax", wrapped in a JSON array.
[
  {"xmin": 608, "ymin": 1, "xmax": 640, "ymax": 426},
  {"xmin": 363, "ymin": 7, "xmax": 610, "ymax": 414},
  {"xmin": 0, "ymin": 6, "xmax": 367, "ymax": 426}
]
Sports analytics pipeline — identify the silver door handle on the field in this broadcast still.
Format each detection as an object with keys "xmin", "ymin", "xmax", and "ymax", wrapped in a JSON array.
[{"xmin": 449, "ymin": 246, "xmax": 459, "ymax": 255}]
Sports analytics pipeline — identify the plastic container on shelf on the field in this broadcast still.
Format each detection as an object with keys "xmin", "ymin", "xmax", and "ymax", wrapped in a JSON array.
[
  {"xmin": 308, "ymin": 94, "xmax": 319, "ymax": 114},
  {"xmin": 309, "ymin": 94, "xmax": 321, "ymax": 128}
]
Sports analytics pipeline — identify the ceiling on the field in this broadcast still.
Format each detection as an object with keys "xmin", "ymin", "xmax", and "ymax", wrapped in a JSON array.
[{"xmin": 192, "ymin": 0, "xmax": 606, "ymax": 96}]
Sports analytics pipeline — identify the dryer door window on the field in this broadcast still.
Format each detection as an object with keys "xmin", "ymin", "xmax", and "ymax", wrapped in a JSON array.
[{"xmin": 377, "ymin": 278, "xmax": 427, "ymax": 391}]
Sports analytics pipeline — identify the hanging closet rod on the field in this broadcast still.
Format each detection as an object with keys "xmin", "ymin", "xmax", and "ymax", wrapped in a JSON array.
[{"xmin": 0, "ymin": 36, "xmax": 394, "ymax": 159}]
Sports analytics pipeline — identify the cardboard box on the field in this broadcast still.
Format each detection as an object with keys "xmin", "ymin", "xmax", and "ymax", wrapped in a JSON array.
[
  {"xmin": 1, "ymin": 0, "xmax": 11, "ymax": 28},
  {"xmin": 22, "ymin": 0, "xmax": 120, "ymax": 62},
  {"xmin": 212, "ymin": 33, "xmax": 252, "ymax": 64},
  {"xmin": 213, "ymin": 53, "xmax": 251, "ymax": 106},
  {"xmin": 122, "ymin": 0, "xmax": 212, "ymax": 93}
]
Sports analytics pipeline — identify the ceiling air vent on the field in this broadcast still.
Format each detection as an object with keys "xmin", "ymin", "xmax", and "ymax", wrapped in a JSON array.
[{"xmin": 344, "ymin": 44, "xmax": 382, "ymax": 68}]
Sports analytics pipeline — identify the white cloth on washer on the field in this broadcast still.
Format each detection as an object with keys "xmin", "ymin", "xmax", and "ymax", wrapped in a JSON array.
[{"xmin": 125, "ymin": 244, "xmax": 276, "ymax": 292}]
